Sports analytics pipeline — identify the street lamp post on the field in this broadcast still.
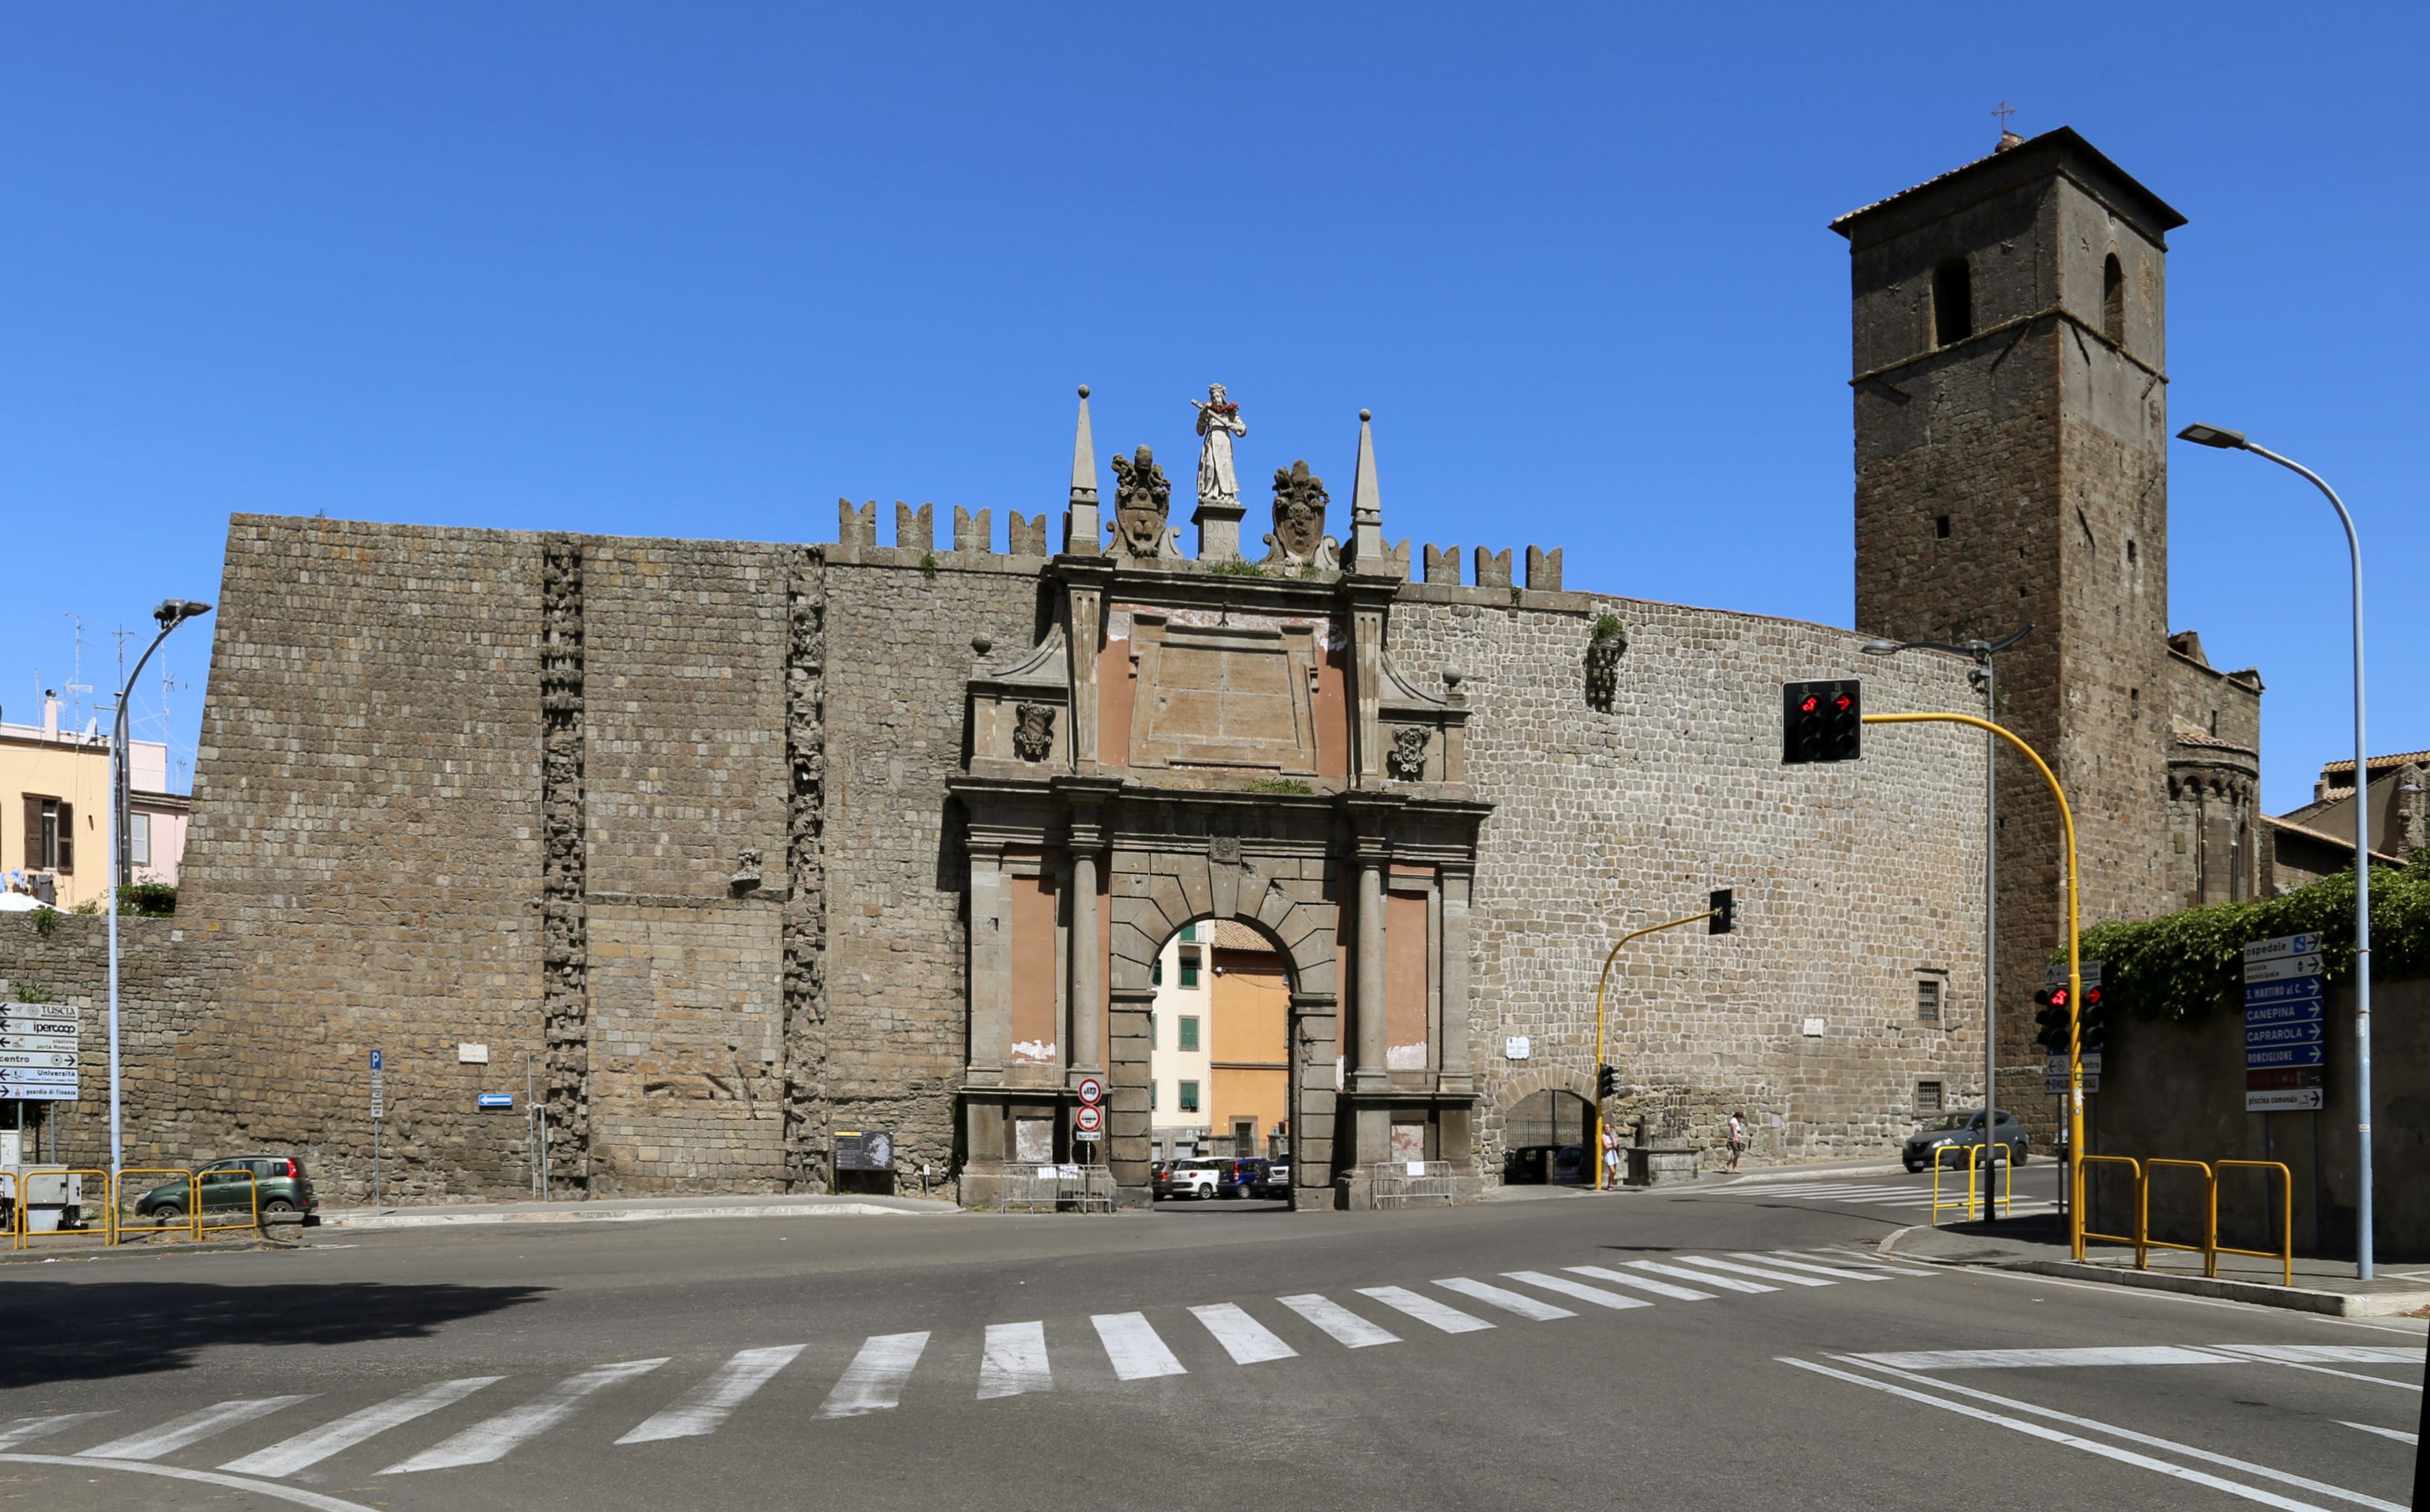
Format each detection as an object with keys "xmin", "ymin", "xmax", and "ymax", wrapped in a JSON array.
[
  {"xmin": 2177, "ymin": 422, "xmax": 2373, "ymax": 1279},
  {"xmin": 106, "ymin": 598, "xmax": 212, "ymax": 1187},
  {"xmin": 1864, "ymin": 625, "xmax": 2032, "ymax": 1180}
]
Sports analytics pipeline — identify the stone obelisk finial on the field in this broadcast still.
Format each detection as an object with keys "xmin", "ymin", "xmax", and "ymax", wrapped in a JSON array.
[
  {"xmin": 1065, "ymin": 384, "xmax": 1102, "ymax": 556},
  {"xmin": 1346, "ymin": 407, "xmax": 1388, "ymax": 572}
]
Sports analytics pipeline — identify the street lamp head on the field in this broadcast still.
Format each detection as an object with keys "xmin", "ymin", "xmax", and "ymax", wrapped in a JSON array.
[
  {"xmin": 2177, "ymin": 423, "xmax": 2249, "ymax": 451},
  {"xmin": 153, "ymin": 598, "xmax": 212, "ymax": 628},
  {"xmin": 1861, "ymin": 639, "xmax": 1902, "ymax": 657}
]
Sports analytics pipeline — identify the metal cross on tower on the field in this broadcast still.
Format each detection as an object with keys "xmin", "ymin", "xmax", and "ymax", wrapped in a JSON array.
[{"xmin": 1992, "ymin": 100, "xmax": 2016, "ymax": 130}]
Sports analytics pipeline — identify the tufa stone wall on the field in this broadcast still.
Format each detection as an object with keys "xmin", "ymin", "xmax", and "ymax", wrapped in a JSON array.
[{"xmin": 1390, "ymin": 582, "xmax": 1989, "ymax": 1168}]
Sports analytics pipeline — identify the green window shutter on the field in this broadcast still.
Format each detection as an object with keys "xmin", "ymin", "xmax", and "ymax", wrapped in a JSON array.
[
  {"xmin": 1179, "ymin": 1081, "xmax": 1199, "ymax": 1112},
  {"xmin": 1179, "ymin": 951, "xmax": 1199, "ymax": 988},
  {"xmin": 1179, "ymin": 1016, "xmax": 1199, "ymax": 1052}
]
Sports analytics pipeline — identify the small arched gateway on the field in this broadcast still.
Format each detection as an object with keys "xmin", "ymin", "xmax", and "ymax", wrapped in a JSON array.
[{"xmin": 951, "ymin": 401, "xmax": 1490, "ymax": 1210}]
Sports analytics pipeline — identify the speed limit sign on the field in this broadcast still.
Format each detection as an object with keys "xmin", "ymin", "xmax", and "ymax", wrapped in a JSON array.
[
  {"xmin": 1076, "ymin": 1076, "xmax": 1103, "ymax": 1106},
  {"xmin": 1075, "ymin": 1103, "xmax": 1104, "ymax": 1134}
]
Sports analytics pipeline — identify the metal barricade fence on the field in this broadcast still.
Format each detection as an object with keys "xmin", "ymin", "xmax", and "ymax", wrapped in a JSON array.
[
  {"xmin": 1368, "ymin": 1160, "xmax": 1454, "ymax": 1208},
  {"xmin": 14, "ymin": 1168, "xmax": 112, "ymax": 1249},
  {"xmin": 1929, "ymin": 1144, "xmax": 2014, "ymax": 1225},
  {"xmin": 2212, "ymin": 1160, "xmax": 2294, "ymax": 1286},
  {"xmin": 997, "ymin": 1162, "xmax": 1115, "ymax": 1214},
  {"xmin": 2074, "ymin": 1154, "xmax": 2144, "ymax": 1265},
  {"xmin": 194, "ymin": 1170, "xmax": 262, "ymax": 1237},
  {"xmin": 115, "ymin": 1168, "xmax": 201, "ymax": 1243},
  {"xmin": 2140, "ymin": 1158, "xmax": 2212, "ymax": 1270}
]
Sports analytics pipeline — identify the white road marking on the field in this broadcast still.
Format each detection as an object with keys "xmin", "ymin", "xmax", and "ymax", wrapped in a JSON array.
[
  {"xmin": 0, "ymin": 1453, "xmax": 381, "ymax": 1512},
  {"xmin": 1852, "ymin": 1346, "xmax": 2237, "ymax": 1370},
  {"xmin": 1091, "ymin": 1312, "xmax": 1186, "ymax": 1380},
  {"xmin": 382, "ymin": 1358, "xmax": 667, "ymax": 1472},
  {"xmin": 1786, "ymin": 1357, "xmax": 2353, "ymax": 1512},
  {"xmin": 2340, "ymin": 1421, "xmax": 2416, "ymax": 1446},
  {"xmin": 1622, "ymin": 1258, "xmax": 1773, "ymax": 1293},
  {"xmin": 1504, "ymin": 1270, "xmax": 1649, "ymax": 1311},
  {"xmin": 224, "ymin": 1378, "xmax": 500, "ymax": 1475},
  {"xmin": 0, "ymin": 1414, "xmax": 110, "ymax": 1451},
  {"xmin": 2207, "ymin": 1345, "xmax": 2422, "ymax": 1365},
  {"xmin": 1432, "ymin": 1276, "xmax": 1575, "ymax": 1321},
  {"xmin": 1836, "ymin": 1356, "xmax": 2409, "ymax": 1512},
  {"xmin": 1790, "ymin": 1247, "xmax": 1939, "ymax": 1276},
  {"xmin": 1356, "ymin": 1286, "xmax": 1492, "ymax": 1334},
  {"xmin": 976, "ymin": 1322, "xmax": 1053, "ymax": 1400},
  {"xmin": 80, "ymin": 1397, "xmax": 314, "ymax": 1461},
  {"xmin": 1278, "ymin": 1293, "xmax": 1399, "ymax": 1348},
  {"xmin": 616, "ymin": 1346, "xmax": 804, "ymax": 1444},
  {"xmin": 1730, "ymin": 1251, "xmax": 1894, "ymax": 1281},
  {"xmin": 1190, "ymin": 1304, "xmax": 1298, "ymax": 1364},
  {"xmin": 1669, "ymin": 1256, "xmax": 1834, "ymax": 1288},
  {"xmin": 816, "ymin": 1333, "xmax": 932, "ymax": 1417},
  {"xmin": 1565, "ymin": 1264, "xmax": 1716, "ymax": 1300}
]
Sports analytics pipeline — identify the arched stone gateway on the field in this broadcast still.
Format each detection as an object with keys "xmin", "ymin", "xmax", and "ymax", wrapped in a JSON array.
[{"xmin": 951, "ymin": 400, "xmax": 1490, "ymax": 1209}]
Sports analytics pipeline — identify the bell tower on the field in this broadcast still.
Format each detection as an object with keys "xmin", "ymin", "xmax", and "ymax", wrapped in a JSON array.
[{"xmin": 1836, "ymin": 128, "xmax": 2188, "ymax": 1105}]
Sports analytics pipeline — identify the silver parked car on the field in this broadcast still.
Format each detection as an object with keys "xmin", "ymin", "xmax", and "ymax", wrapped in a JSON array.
[{"xmin": 1902, "ymin": 1109, "xmax": 2026, "ymax": 1173}]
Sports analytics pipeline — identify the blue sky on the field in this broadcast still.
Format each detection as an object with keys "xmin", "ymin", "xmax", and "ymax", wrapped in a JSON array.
[{"xmin": 5, "ymin": 4, "xmax": 2421, "ymax": 813}]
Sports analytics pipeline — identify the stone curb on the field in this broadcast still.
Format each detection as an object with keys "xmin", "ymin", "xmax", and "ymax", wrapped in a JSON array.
[
  {"xmin": 1714, "ymin": 1160, "xmax": 1907, "ymax": 1186},
  {"xmin": 0, "ymin": 1235, "xmax": 297, "ymax": 1264},
  {"xmin": 1880, "ymin": 1224, "xmax": 2430, "ymax": 1318},
  {"xmin": 319, "ymin": 1201, "xmax": 952, "ymax": 1231}
]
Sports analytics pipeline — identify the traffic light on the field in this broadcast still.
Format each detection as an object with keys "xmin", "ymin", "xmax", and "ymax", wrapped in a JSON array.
[
  {"xmin": 1708, "ymin": 888, "xmax": 1736, "ymax": 934},
  {"xmin": 1782, "ymin": 680, "xmax": 1862, "ymax": 764},
  {"xmin": 2032, "ymin": 986, "xmax": 2070, "ymax": 1054},
  {"xmin": 2078, "ymin": 985, "xmax": 2108, "ymax": 1053},
  {"xmin": 1597, "ymin": 1064, "xmax": 1618, "ymax": 1100}
]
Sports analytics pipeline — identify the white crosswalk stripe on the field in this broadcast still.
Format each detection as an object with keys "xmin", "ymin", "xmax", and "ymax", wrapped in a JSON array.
[
  {"xmin": 1433, "ymin": 1276, "xmax": 1574, "ymax": 1321},
  {"xmin": 1190, "ymin": 1304, "xmax": 1298, "ymax": 1364},
  {"xmin": 1504, "ymin": 1270, "xmax": 1650, "ymax": 1311},
  {"xmin": 1564, "ymin": 1264, "xmax": 1717, "ymax": 1301},
  {"xmin": 1092, "ymin": 1312, "xmax": 1186, "ymax": 1380},
  {"xmin": 1622, "ymin": 1258, "xmax": 1774, "ymax": 1293},
  {"xmin": 618, "ymin": 1347, "xmax": 804, "ymax": 1444},
  {"xmin": 0, "ymin": 1413, "xmax": 111, "ymax": 1451},
  {"xmin": 1726, "ymin": 1252, "xmax": 1895, "ymax": 1282},
  {"xmin": 80, "ymin": 1396, "xmax": 313, "ymax": 1461},
  {"xmin": 818, "ymin": 1333, "xmax": 930, "ymax": 1418},
  {"xmin": 224, "ymin": 1377, "xmax": 501, "ymax": 1475},
  {"xmin": 976, "ymin": 1321, "xmax": 1053, "ymax": 1400},
  {"xmin": 383, "ymin": 1359, "xmax": 667, "ymax": 1472},
  {"xmin": 1358, "ymin": 1285, "xmax": 1492, "ymax": 1334},
  {"xmin": 1669, "ymin": 1256, "xmax": 1835, "ymax": 1288},
  {"xmin": 1787, "ymin": 1248, "xmax": 1938, "ymax": 1276},
  {"xmin": 1279, "ymin": 1292, "xmax": 1400, "ymax": 1348}
]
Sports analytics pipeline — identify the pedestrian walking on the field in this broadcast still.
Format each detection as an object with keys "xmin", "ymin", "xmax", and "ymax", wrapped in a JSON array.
[{"xmin": 1725, "ymin": 1111, "xmax": 1748, "ymax": 1172}]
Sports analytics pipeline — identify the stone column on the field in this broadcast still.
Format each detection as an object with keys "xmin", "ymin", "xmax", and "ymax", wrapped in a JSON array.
[
  {"xmin": 1354, "ymin": 854, "xmax": 1388, "ymax": 1088},
  {"xmin": 1070, "ymin": 844, "xmax": 1102, "ymax": 1077},
  {"xmin": 1289, "ymin": 992, "xmax": 1338, "ymax": 1208},
  {"xmin": 1108, "ymin": 986, "xmax": 1156, "ymax": 1202},
  {"xmin": 1437, "ymin": 863, "xmax": 1474, "ymax": 1094},
  {"xmin": 965, "ymin": 842, "xmax": 1009, "ymax": 1087}
]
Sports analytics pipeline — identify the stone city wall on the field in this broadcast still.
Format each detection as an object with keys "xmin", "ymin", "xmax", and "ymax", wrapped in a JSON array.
[{"xmin": 1390, "ymin": 580, "xmax": 1990, "ymax": 1170}]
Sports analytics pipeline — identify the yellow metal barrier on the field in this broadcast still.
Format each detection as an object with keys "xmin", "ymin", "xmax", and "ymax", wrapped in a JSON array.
[
  {"xmin": 14, "ymin": 1168, "xmax": 113, "ymax": 1249},
  {"xmin": 2074, "ymin": 1154, "xmax": 2143, "ymax": 1266},
  {"xmin": 2213, "ymin": 1160, "xmax": 2294, "ymax": 1286},
  {"xmin": 2140, "ymin": 1158, "xmax": 2213, "ymax": 1269},
  {"xmin": 1930, "ymin": 1144, "xmax": 1978, "ymax": 1225},
  {"xmin": 114, "ymin": 1168, "xmax": 202, "ymax": 1244},
  {"xmin": 193, "ymin": 1169, "xmax": 262, "ymax": 1237}
]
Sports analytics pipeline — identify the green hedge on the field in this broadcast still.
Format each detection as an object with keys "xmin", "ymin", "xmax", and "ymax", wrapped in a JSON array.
[{"xmin": 2066, "ymin": 852, "xmax": 2430, "ymax": 1024}]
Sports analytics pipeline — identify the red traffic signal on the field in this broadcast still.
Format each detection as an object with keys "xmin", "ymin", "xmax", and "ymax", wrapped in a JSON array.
[{"xmin": 1782, "ymin": 680, "xmax": 1862, "ymax": 764}]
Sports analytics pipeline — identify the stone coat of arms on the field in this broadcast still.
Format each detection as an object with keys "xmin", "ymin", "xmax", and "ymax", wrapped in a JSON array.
[
  {"xmin": 1108, "ymin": 446, "xmax": 1180, "ymax": 562},
  {"xmin": 1263, "ymin": 459, "xmax": 1340, "ymax": 570}
]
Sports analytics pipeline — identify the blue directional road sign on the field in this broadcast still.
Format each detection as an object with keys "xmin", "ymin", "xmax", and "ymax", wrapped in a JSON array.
[
  {"xmin": 476, "ymin": 1092, "xmax": 514, "ymax": 1110},
  {"xmin": 2244, "ymin": 976, "xmax": 2323, "ymax": 1008}
]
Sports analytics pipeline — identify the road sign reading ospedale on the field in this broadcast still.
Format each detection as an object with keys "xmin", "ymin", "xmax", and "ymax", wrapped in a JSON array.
[{"xmin": 2242, "ymin": 932, "xmax": 2321, "ymax": 964}]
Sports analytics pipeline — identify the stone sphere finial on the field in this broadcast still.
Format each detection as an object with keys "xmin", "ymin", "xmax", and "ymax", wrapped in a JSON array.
[
  {"xmin": 970, "ymin": 634, "xmax": 994, "ymax": 658},
  {"xmin": 1442, "ymin": 666, "xmax": 1465, "ymax": 691},
  {"xmin": 1360, "ymin": 409, "xmax": 1372, "ymax": 422},
  {"xmin": 1078, "ymin": 384, "xmax": 1090, "ymax": 398}
]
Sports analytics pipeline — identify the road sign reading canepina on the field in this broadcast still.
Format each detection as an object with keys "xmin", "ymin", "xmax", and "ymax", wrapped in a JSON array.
[
  {"xmin": 1, "ymin": 1005, "xmax": 79, "ymax": 1101},
  {"xmin": 2243, "ymin": 933, "xmax": 2325, "ymax": 1112}
]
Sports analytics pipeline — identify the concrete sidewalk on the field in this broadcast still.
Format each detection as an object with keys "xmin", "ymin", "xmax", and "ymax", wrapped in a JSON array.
[
  {"xmin": 1884, "ymin": 1213, "xmax": 2430, "ymax": 1318},
  {"xmin": 317, "ymin": 1190, "xmax": 960, "ymax": 1231}
]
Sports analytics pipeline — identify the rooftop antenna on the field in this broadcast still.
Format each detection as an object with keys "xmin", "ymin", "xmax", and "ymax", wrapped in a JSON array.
[{"xmin": 61, "ymin": 614, "xmax": 97, "ymax": 735}]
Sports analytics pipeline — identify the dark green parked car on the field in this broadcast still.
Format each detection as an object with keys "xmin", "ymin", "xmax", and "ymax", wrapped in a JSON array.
[{"xmin": 132, "ymin": 1154, "xmax": 317, "ymax": 1225}]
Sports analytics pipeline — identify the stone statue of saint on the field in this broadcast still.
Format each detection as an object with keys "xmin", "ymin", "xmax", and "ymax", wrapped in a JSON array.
[{"xmin": 1190, "ymin": 384, "xmax": 1246, "ymax": 510}]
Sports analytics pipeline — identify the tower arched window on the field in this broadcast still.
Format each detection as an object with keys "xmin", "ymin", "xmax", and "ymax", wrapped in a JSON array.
[
  {"xmin": 1932, "ymin": 258, "xmax": 1973, "ymax": 347},
  {"xmin": 2102, "ymin": 253, "xmax": 2126, "ymax": 346}
]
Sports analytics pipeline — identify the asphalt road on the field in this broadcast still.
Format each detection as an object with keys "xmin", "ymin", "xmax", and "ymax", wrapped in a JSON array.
[{"xmin": 2, "ymin": 1171, "xmax": 2418, "ymax": 1512}]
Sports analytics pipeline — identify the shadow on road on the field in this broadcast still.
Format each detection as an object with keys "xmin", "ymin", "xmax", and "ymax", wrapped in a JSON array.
[{"xmin": 0, "ymin": 1280, "xmax": 550, "ymax": 1388}]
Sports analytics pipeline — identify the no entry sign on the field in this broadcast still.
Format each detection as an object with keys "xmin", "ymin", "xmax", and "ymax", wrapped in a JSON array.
[{"xmin": 1076, "ymin": 1076, "xmax": 1103, "ymax": 1106}]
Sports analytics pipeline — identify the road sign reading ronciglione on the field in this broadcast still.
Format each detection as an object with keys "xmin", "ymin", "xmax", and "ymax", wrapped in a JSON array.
[{"xmin": 2243, "ymin": 935, "xmax": 2326, "ymax": 1109}]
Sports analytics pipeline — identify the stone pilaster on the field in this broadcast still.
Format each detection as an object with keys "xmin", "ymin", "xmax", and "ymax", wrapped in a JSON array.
[
  {"xmin": 782, "ymin": 548, "xmax": 830, "ymax": 1190},
  {"xmin": 538, "ymin": 534, "xmax": 590, "ymax": 1190}
]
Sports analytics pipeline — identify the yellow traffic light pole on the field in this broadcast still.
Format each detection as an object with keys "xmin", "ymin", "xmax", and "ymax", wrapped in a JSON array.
[
  {"xmin": 1865, "ymin": 712, "xmax": 2086, "ymax": 1260},
  {"xmin": 1591, "ymin": 907, "xmax": 1724, "ymax": 1191}
]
